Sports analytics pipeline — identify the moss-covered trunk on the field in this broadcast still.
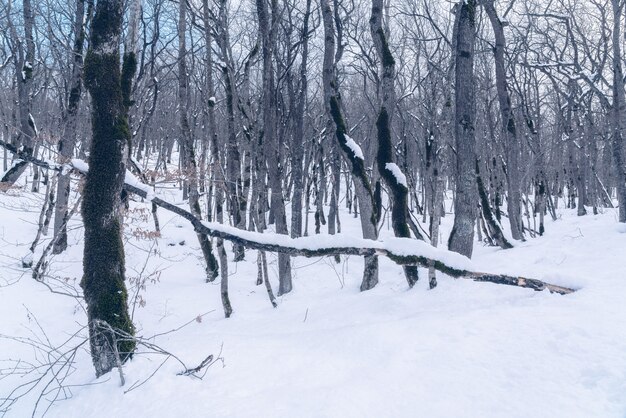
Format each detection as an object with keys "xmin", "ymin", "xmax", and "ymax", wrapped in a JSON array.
[{"xmin": 81, "ymin": 0, "xmax": 135, "ymax": 377}]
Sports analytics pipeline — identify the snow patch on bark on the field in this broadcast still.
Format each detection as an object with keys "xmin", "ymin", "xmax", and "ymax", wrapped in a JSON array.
[
  {"xmin": 28, "ymin": 114, "xmax": 38, "ymax": 136},
  {"xmin": 385, "ymin": 163, "xmax": 407, "ymax": 187},
  {"xmin": 344, "ymin": 135, "xmax": 364, "ymax": 160},
  {"xmin": 125, "ymin": 171, "xmax": 154, "ymax": 200},
  {"xmin": 71, "ymin": 159, "xmax": 89, "ymax": 173},
  {"xmin": 71, "ymin": 158, "xmax": 155, "ymax": 201}
]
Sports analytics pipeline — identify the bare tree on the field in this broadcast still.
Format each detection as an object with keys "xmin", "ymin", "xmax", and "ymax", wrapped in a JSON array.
[
  {"xmin": 257, "ymin": 0, "xmax": 292, "ymax": 295},
  {"xmin": 202, "ymin": 0, "xmax": 231, "ymax": 316},
  {"xmin": 370, "ymin": 0, "xmax": 420, "ymax": 286},
  {"xmin": 178, "ymin": 0, "xmax": 219, "ymax": 282},
  {"xmin": 52, "ymin": 0, "xmax": 89, "ymax": 254},
  {"xmin": 483, "ymin": 0, "xmax": 524, "ymax": 239},
  {"xmin": 610, "ymin": 0, "xmax": 626, "ymax": 222},
  {"xmin": 1, "ymin": 0, "xmax": 36, "ymax": 186},
  {"xmin": 321, "ymin": 0, "xmax": 380, "ymax": 290},
  {"xmin": 290, "ymin": 0, "xmax": 312, "ymax": 239}
]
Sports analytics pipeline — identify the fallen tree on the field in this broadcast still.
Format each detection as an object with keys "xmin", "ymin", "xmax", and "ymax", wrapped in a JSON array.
[{"xmin": 0, "ymin": 139, "xmax": 576, "ymax": 295}]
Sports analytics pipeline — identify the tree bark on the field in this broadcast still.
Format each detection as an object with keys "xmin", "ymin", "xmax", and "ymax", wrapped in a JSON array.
[
  {"xmin": 370, "ymin": 0, "xmax": 420, "ymax": 287},
  {"xmin": 476, "ymin": 160, "xmax": 513, "ymax": 249},
  {"xmin": 1, "ymin": 0, "xmax": 36, "ymax": 186},
  {"xmin": 321, "ymin": 0, "xmax": 379, "ymax": 290},
  {"xmin": 448, "ymin": 0, "xmax": 478, "ymax": 258},
  {"xmin": 53, "ymin": 0, "xmax": 87, "ymax": 254},
  {"xmin": 178, "ymin": 0, "xmax": 218, "ymax": 281},
  {"xmin": 81, "ymin": 0, "xmax": 136, "ymax": 377},
  {"xmin": 216, "ymin": 0, "xmax": 246, "ymax": 261},
  {"xmin": 290, "ymin": 0, "xmax": 311, "ymax": 238},
  {"xmin": 611, "ymin": 0, "xmax": 626, "ymax": 222},
  {"xmin": 257, "ymin": 0, "xmax": 292, "ymax": 295},
  {"xmin": 483, "ymin": 0, "xmax": 524, "ymax": 240}
]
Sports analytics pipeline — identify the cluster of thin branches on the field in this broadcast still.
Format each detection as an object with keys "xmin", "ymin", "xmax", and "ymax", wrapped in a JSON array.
[{"xmin": 0, "ymin": 307, "xmax": 221, "ymax": 417}]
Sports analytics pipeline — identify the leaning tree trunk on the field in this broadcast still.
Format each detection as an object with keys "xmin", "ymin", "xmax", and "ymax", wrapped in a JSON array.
[
  {"xmin": 483, "ymin": 0, "xmax": 524, "ymax": 240},
  {"xmin": 370, "ymin": 0, "xmax": 420, "ymax": 287},
  {"xmin": 178, "ymin": 0, "xmax": 219, "ymax": 281},
  {"xmin": 321, "ymin": 0, "xmax": 379, "ymax": 290},
  {"xmin": 81, "ymin": 0, "xmax": 136, "ymax": 377},
  {"xmin": 1, "ymin": 0, "xmax": 36, "ymax": 186},
  {"xmin": 52, "ymin": 0, "xmax": 87, "ymax": 254},
  {"xmin": 448, "ymin": 0, "xmax": 478, "ymax": 258},
  {"xmin": 476, "ymin": 160, "xmax": 513, "ymax": 249}
]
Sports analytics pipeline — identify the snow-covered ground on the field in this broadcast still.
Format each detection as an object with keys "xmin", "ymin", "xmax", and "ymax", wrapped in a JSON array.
[{"xmin": 1, "ymin": 181, "xmax": 626, "ymax": 417}]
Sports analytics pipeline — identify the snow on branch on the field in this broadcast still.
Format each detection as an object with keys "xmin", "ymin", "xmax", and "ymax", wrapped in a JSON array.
[
  {"xmin": 0, "ymin": 139, "xmax": 576, "ymax": 295},
  {"xmin": 385, "ymin": 163, "xmax": 407, "ymax": 187},
  {"xmin": 344, "ymin": 134, "xmax": 364, "ymax": 160}
]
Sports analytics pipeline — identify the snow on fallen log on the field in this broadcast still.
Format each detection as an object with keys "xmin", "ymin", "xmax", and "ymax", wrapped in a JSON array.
[
  {"xmin": 106, "ymin": 182, "xmax": 582, "ymax": 295},
  {"xmin": 0, "ymin": 139, "xmax": 576, "ymax": 295}
]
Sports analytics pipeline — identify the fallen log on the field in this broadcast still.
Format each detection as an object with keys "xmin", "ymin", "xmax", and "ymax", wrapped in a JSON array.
[{"xmin": 0, "ymin": 139, "xmax": 577, "ymax": 295}]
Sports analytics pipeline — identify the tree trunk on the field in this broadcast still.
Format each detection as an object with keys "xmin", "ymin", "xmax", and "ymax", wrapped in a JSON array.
[
  {"xmin": 611, "ymin": 0, "xmax": 626, "ymax": 222},
  {"xmin": 81, "ymin": 0, "xmax": 136, "ymax": 377},
  {"xmin": 2, "ymin": 0, "xmax": 36, "ymax": 186},
  {"xmin": 327, "ymin": 149, "xmax": 341, "ymax": 235},
  {"xmin": 370, "ymin": 0, "xmax": 420, "ymax": 287},
  {"xmin": 53, "ymin": 0, "xmax": 87, "ymax": 254},
  {"xmin": 483, "ymin": 0, "xmax": 524, "ymax": 240},
  {"xmin": 216, "ymin": 0, "xmax": 246, "ymax": 261},
  {"xmin": 178, "ymin": 0, "xmax": 218, "ymax": 281},
  {"xmin": 476, "ymin": 160, "xmax": 513, "ymax": 249},
  {"xmin": 448, "ymin": 0, "xmax": 478, "ymax": 258},
  {"xmin": 321, "ymin": 0, "xmax": 379, "ymax": 290},
  {"xmin": 289, "ymin": 0, "xmax": 311, "ymax": 238},
  {"xmin": 257, "ymin": 0, "xmax": 292, "ymax": 295}
]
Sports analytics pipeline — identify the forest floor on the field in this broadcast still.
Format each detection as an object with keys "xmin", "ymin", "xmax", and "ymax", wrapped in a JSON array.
[{"xmin": 1, "ymin": 178, "xmax": 625, "ymax": 417}]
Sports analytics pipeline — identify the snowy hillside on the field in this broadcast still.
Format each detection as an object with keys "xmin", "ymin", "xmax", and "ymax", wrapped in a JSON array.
[{"xmin": 1, "ymin": 184, "xmax": 625, "ymax": 418}]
